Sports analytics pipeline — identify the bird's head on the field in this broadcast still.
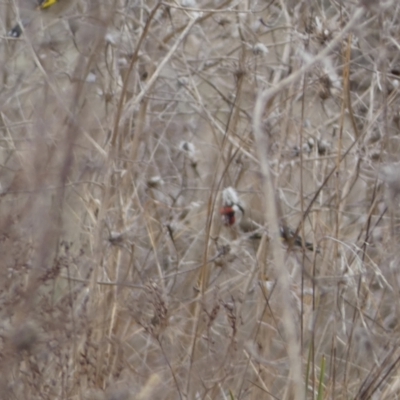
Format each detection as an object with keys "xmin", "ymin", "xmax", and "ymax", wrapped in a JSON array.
[{"xmin": 220, "ymin": 187, "xmax": 245, "ymax": 227}]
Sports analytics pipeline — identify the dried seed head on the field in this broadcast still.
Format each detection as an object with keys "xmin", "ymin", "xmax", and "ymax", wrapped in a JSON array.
[
  {"xmin": 177, "ymin": 77, "xmax": 189, "ymax": 87},
  {"xmin": 179, "ymin": 141, "xmax": 198, "ymax": 169},
  {"xmin": 252, "ymin": 43, "xmax": 269, "ymax": 56},
  {"xmin": 318, "ymin": 75, "xmax": 331, "ymax": 99},
  {"xmin": 147, "ymin": 176, "xmax": 164, "ymax": 188},
  {"xmin": 317, "ymin": 139, "xmax": 331, "ymax": 155},
  {"xmin": 179, "ymin": 141, "xmax": 196, "ymax": 156},
  {"xmin": 108, "ymin": 231, "xmax": 124, "ymax": 245},
  {"xmin": 301, "ymin": 138, "xmax": 315, "ymax": 154},
  {"xmin": 314, "ymin": 16, "xmax": 332, "ymax": 44},
  {"xmin": 105, "ymin": 31, "xmax": 120, "ymax": 46}
]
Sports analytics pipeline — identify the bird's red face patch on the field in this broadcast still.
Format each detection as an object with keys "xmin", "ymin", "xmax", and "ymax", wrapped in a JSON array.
[{"xmin": 220, "ymin": 206, "xmax": 236, "ymax": 226}]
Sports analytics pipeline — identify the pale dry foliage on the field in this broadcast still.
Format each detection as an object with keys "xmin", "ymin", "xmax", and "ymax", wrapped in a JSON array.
[{"xmin": 1, "ymin": 0, "xmax": 400, "ymax": 399}]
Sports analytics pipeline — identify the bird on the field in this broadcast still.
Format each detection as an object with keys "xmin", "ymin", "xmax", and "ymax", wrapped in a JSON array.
[
  {"xmin": 8, "ymin": 0, "xmax": 77, "ymax": 38},
  {"xmin": 220, "ymin": 187, "xmax": 317, "ymax": 252}
]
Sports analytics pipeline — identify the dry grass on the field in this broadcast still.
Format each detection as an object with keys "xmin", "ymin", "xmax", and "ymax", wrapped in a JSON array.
[{"xmin": 1, "ymin": 0, "xmax": 400, "ymax": 399}]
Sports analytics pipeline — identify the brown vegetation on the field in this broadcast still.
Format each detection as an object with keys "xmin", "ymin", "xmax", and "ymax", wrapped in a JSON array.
[{"xmin": 1, "ymin": 0, "xmax": 400, "ymax": 399}]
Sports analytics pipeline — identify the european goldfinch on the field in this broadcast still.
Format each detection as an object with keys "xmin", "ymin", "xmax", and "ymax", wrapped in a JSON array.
[
  {"xmin": 220, "ymin": 187, "xmax": 317, "ymax": 252},
  {"xmin": 8, "ymin": 0, "xmax": 77, "ymax": 38}
]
